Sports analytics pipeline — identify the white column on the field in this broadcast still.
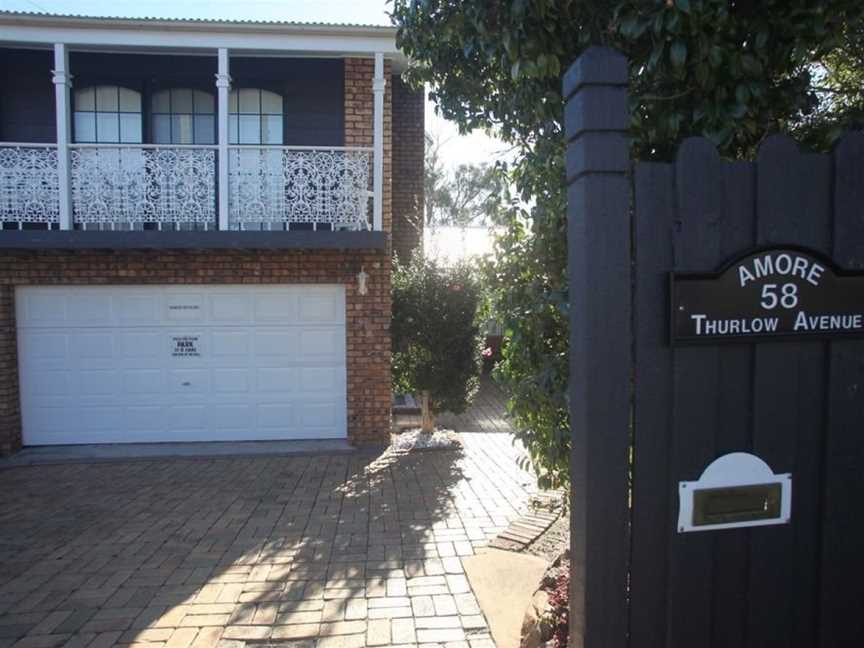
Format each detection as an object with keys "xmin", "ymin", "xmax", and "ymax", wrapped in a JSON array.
[
  {"xmin": 372, "ymin": 52, "xmax": 386, "ymax": 231},
  {"xmin": 216, "ymin": 48, "xmax": 231, "ymax": 231},
  {"xmin": 52, "ymin": 43, "xmax": 72, "ymax": 230}
]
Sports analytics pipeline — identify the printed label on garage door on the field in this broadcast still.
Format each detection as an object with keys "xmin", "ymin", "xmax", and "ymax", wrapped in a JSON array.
[{"xmin": 171, "ymin": 335, "xmax": 201, "ymax": 357}]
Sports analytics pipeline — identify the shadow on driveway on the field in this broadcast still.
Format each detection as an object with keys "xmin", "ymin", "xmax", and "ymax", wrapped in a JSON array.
[{"xmin": 0, "ymin": 435, "xmax": 533, "ymax": 647}]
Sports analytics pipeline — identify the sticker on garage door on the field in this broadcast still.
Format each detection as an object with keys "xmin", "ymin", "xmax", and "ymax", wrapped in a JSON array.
[{"xmin": 171, "ymin": 335, "xmax": 201, "ymax": 357}]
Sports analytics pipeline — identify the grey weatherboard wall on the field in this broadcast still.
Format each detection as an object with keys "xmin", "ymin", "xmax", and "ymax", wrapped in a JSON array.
[
  {"xmin": 0, "ymin": 48, "xmax": 345, "ymax": 146},
  {"xmin": 566, "ymin": 46, "xmax": 864, "ymax": 648}
]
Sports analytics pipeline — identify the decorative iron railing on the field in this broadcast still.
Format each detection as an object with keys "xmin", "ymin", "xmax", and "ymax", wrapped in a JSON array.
[
  {"xmin": 70, "ymin": 145, "xmax": 217, "ymax": 229},
  {"xmin": 0, "ymin": 144, "xmax": 60, "ymax": 227},
  {"xmin": 0, "ymin": 143, "xmax": 374, "ymax": 231},
  {"xmin": 227, "ymin": 146, "xmax": 372, "ymax": 230}
]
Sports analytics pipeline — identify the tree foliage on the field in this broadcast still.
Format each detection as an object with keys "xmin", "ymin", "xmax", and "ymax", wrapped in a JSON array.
[
  {"xmin": 392, "ymin": 0, "xmax": 864, "ymax": 489},
  {"xmin": 425, "ymin": 133, "xmax": 503, "ymax": 227},
  {"xmin": 391, "ymin": 255, "xmax": 483, "ymax": 431}
]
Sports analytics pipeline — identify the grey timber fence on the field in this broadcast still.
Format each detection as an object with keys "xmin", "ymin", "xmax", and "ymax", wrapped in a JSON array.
[{"xmin": 566, "ymin": 46, "xmax": 864, "ymax": 648}]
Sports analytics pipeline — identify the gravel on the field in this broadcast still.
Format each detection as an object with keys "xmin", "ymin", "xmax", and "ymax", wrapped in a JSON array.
[
  {"xmin": 526, "ymin": 512, "xmax": 570, "ymax": 563},
  {"xmin": 391, "ymin": 428, "xmax": 462, "ymax": 451}
]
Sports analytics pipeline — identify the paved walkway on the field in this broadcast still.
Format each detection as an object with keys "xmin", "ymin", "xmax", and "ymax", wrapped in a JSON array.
[
  {"xmin": 436, "ymin": 376, "xmax": 512, "ymax": 435},
  {"xmin": 0, "ymin": 433, "xmax": 536, "ymax": 648}
]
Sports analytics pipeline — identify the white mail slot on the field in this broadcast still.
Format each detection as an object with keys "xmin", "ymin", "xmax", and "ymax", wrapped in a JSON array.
[{"xmin": 678, "ymin": 452, "xmax": 792, "ymax": 533}]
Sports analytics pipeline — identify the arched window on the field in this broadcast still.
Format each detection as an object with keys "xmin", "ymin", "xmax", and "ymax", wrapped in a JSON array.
[
  {"xmin": 152, "ymin": 88, "xmax": 216, "ymax": 145},
  {"xmin": 228, "ymin": 88, "xmax": 283, "ymax": 144},
  {"xmin": 73, "ymin": 85, "xmax": 142, "ymax": 143}
]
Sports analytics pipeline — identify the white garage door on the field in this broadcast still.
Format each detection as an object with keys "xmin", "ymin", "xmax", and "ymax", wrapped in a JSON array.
[{"xmin": 16, "ymin": 285, "xmax": 347, "ymax": 445}]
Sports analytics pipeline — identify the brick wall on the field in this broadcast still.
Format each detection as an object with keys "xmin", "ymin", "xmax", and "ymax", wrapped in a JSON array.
[
  {"xmin": 0, "ymin": 249, "xmax": 392, "ymax": 454},
  {"xmin": 391, "ymin": 76, "xmax": 425, "ymax": 263},
  {"xmin": 344, "ymin": 58, "xmax": 393, "ymax": 234},
  {"xmin": 0, "ymin": 285, "xmax": 20, "ymax": 455}
]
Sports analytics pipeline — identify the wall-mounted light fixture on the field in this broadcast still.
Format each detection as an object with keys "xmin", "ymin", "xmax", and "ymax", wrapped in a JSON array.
[{"xmin": 357, "ymin": 266, "xmax": 369, "ymax": 296}]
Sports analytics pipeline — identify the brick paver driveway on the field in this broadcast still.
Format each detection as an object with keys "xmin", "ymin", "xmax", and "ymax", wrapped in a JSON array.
[{"xmin": 0, "ymin": 433, "xmax": 537, "ymax": 648}]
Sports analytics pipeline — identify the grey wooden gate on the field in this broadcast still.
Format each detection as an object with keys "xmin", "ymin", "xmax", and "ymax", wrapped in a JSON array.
[{"xmin": 566, "ymin": 47, "xmax": 864, "ymax": 648}]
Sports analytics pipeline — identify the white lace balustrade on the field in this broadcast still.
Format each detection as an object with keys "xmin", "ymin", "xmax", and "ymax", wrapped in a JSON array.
[
  {"xmin": 0, "ymin": 145, "xmax": 60, "ymax": 225},
  {"xmin": 228, "ymin": 147, "xmax": 372, "ymax": 230},
  {"xmin": 71, "ymin": 146, "xmax": 216, "ymax": 228}
]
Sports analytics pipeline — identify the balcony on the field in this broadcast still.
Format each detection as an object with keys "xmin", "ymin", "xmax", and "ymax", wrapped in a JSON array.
[
  {"xmin": 0, "ymin": 27, "xmax": 394, "ymax": 245},
  {"xmin": 0, "ymin": 143, "xmax": 373, "ymax": 231}
]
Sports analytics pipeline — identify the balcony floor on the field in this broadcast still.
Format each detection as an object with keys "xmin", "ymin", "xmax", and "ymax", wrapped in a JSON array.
[{"xmin": 0, "ymin": 229, "xmax": 387, "ymax": 250}]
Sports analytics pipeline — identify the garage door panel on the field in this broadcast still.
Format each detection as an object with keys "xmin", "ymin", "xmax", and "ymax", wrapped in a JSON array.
[
  {"xmin": 122, "ymin": 369, "xmax": 163, "ymax": 395},
  {"xmin": 299, "ymin": 329, "xmax": 344, "ymax": 361},
  {"xmin": 210, "ymin": 404, "xmax": 254, "ymax": 429},
  {"xmin": 168, "ymin": 369, "xmax": 210, "ymax": 394},
  {"xmin": 17, "ymin": 284, "xmax": 347, "ymax": 445},
  {"xmin": 24, "ymin": 405, "xmax": 67, "ymax": 431},
  {"xmin": 66, "ymin": 291, "xmax": 113, "ymax": 326},
  {"xmin": 165, "ymin": 292, "xmax": 206, "ymax": 322},
  {"xmin": 20, "ymin": 291, "xmax": 65, "ymax": 325},
  {"xmin": 298, "ymin": 402, "xmax": 340, "ymax": 428},
  {"xmin": 119, "ymin": 331, "xmax": 163, "ymax": 359},
  {"xmin": 71, "ymin": 332, "xmax": 115, "ymax": 363},
  {"xmin": 211, "ymin": 330, "xmax": 250, "ymax": 357},
  {"xmin": 209, "ymin": 292, "xmax": 253, "ymax": 323},
  {"xmin": 80, "ymin": 370, "xmax": 118, "ymax": 396},
  {"xmin": 299, "ymin": 292, "xmax": 343, "ymax": 323},
  {"xmin": 81, "ymin": 406, "xmax": 123, "ymax": 431},
  {"xmin": 257, "ymin": 367, "xmax": 297, "ymax": 393},
  {"xmin": 125, "ymin": 406, "xmax": 165, "ymax": 431},
  {"xmin": 254, "ymin": 330, "xmax": 297, "ymax": 358},
  {"xmin": 213, "ymin": 368, "xmax": 250, "ymax": 393},
  {"xmin": 166, "ymin": 405, "xmax": 208, "ymax": 430},
  {"xmin": 300, "ymin": 367, "xmax": 342, "ymax": 392},
  {"xmin": 258, "ymin": 403, "xmax": 294, "ymax": 428},
  {"xmin": 254, "ymin": 291, "xmax": 299, "ymax": 322},
  {"xmin": 20, "ymin": 332, "xmax": 68, "ymax": 363},
  {"xmin": 116, "ymin": 293, "xmax": 161, "ymax": 324},
  {"xmin": 22, "ymin": 369, "xmax": 71, "ymax": 397}
]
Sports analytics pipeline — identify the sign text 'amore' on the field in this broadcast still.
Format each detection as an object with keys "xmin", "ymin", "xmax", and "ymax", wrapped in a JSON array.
[{"xmin": 671, "ymin": 248, "xmax": 864, "ymax": 344}]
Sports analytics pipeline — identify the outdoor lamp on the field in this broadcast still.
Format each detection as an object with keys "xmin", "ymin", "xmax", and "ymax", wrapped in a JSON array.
[{"xmin": 357, "ymin": 266, "xmax": 369, "ymax": 296}]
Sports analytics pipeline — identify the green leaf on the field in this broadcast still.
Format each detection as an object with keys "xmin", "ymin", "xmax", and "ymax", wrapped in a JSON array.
[
  {"xmin": 619, "ymin": 16, "xmax": 636, "ymax": 38},
  {"xmin": 510, "ymin": 60, "xmax": 521, "ymax": 80},
  {"xmin": 709, "ymin": 46, "xmax": 724, "ymax": 67},
  {"xmin": 670, "ymin": 40, "xmax": 687, "ymax": 68},
  {"xmin": 648, "ymin": 43, "xmax": 665, "ymax": 70}
]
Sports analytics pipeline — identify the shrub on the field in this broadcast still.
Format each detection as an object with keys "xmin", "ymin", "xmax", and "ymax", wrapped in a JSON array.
[
  {"xmin": 392, "ymin": 0, "xmax": 864, "ymax": 492},
  {"xmin": 391, "ymin": 256, "xmax": 483, "ymax": 432}
]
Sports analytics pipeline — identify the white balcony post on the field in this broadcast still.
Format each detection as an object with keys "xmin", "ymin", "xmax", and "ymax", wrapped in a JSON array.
[
  {"xmin": 52, "ymin": 43, "xmax": 72, "ymax": 230},
  {"xmin": 372, "ymin": 52, "xmax": 385, "ymax": 231},
  {"xmin": 216, "ymin": 48, "xmax": 231, "ymax": 231}
]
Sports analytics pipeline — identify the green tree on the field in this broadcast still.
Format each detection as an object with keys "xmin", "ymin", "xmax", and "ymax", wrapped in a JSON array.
[
  {"xmin": 425, "ymin": 132, "xmax": 504, "ymax": 228},
  {"xmin": 391, "ymin": 0, "xmax": 864, "ymax": 489},
  {"xmin": 392, "ymin": 255, "xmax": 483, "ymax": 432},
  {"xmin": 424, "ymin": 133, "xmax": 451, "ymax": 227}
]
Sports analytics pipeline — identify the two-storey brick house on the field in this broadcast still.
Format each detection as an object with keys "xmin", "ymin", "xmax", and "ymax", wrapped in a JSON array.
[{"xmin": 0, "ymin": 11, "xmax": 424, "ymax": 454}]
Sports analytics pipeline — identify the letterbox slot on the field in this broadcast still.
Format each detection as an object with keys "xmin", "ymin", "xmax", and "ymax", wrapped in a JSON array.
[{"xmin": 692, "ymin": 483, "xmax": 782, "ymax": 526}]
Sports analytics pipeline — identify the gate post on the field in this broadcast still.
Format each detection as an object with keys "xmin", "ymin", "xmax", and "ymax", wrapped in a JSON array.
[{"xmin": 564, "ymin": 47, "xmax": 631, "ymax": 648}]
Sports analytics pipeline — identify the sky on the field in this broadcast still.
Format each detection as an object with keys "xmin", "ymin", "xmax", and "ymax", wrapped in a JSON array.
[{"xmin": 1, "ymin": 0, "xmax": 507, "ymax": 172}]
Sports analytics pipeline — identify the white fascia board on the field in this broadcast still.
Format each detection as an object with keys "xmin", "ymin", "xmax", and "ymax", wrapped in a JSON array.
[{"xmin": 0, "ymin": 19, "xmax": 403, "ymax": 61}]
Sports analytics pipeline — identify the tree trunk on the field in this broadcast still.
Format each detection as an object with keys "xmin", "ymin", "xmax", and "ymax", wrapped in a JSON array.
[{"xmin": 420, "ymin": 390, "xmax": 436, "ymax": 433}]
